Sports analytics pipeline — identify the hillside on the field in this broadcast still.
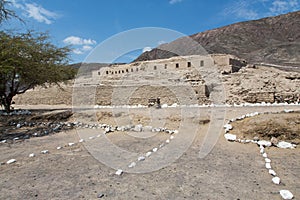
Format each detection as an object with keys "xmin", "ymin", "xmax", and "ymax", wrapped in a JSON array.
[{"xmin": 135, "ymin": 11, "xmax": 300, "ymax": 68}]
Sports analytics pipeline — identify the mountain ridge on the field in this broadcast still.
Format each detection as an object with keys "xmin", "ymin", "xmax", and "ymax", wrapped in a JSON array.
[{"xmin": 135, "ymin": 11, "xmax": 300, "ymax": 68}]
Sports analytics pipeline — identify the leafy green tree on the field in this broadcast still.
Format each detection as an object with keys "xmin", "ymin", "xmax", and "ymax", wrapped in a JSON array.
[{"xmin": 0, "ymin": 31, "xmax": 75, "ymax": 112}]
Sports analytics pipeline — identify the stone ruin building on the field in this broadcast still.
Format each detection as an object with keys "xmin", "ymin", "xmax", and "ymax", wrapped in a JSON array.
[{"xmin": 84, "ymin": 54, "xmax": 247, "ymax": 106}]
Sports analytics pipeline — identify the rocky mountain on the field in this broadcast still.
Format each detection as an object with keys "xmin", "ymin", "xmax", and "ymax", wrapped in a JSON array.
[{"xmin": 135, "ymin": 11, "xmax": 300, "ymax": 69}]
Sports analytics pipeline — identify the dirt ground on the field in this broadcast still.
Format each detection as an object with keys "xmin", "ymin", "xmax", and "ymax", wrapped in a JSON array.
[
  {"xmin": 229, "ymin": 111, "xmax": 300, "ymax": 144},
  {"xmin": 0, "ymin": 105, "xmax": 299, "ymax": 199}
]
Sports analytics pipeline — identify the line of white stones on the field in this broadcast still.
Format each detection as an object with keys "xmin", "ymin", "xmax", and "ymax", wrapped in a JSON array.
[
  {"xmin": 116, "ymin": 130, "xmax": 178, "ymax": 175},
  {"xmin": 1, "ymin": 123, "xmax": 178, "ymax": 174},
  {"xmin": 223, "ymin": 109, "xmax": 296, "ymax": 200},
  {"xmin": 93, "ymin": 102, "xmax": 300, "ymax": 109}
]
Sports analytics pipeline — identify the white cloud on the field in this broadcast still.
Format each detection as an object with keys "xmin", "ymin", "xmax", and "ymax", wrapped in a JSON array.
[
  {"xmin": 11, "ymin": 0, "xmax": 24, "ymax": 9},
  {"xmin": 223, "ymin": 0, "xmax": 259, "ymax": 20},
  {"xmin": 169, "ymin": 0, "xmax": 184, "ymax": 5},
  {"xmin": 82, "ymin": 45, "xmax": 93, "ymax": 51},
  {"xmin": 142, "ymin": 47, "xmax": 152, "ymax": 53},
  {"xmin": 158, "ymin": 40, "xmax": 166, "ymax": 45},
  {"xmin": 269, "ymin": 0, "xmax": 299, "ymax": 14},
  {"xmin": 73, "ymin": 49, "xmax": 84, "ymax": 55},
  {"xmin": 63, "ymin": 36, "xmax": 97, "ymax": 55},
  {"xmin": 63, "ymin": 36, "xmax": 97, "ymax": 45},
  {"xmin": 11, "ymin": 1, "xmax": 59, "ymax": 24},
  {"xmin": 25, "ymin": 3, "xmax": 59, "ymax": 24},
  {"xmin": 222, "ymin": 0, "xmax": 300, "ymax": 20}
]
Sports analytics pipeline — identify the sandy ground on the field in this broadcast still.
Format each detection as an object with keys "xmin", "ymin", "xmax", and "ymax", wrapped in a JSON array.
[{"xmin": 0, "ymin": 105, "xmax": 299, "ymax": 199}]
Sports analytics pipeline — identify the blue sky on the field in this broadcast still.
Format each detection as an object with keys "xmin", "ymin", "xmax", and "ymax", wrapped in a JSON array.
[{"xmin": 2, "ymin": 0, "xmax": 300, "ymax": 63}]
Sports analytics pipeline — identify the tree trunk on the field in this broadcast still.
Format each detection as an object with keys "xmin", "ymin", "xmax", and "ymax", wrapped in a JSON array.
[{"xmin": 3, "ymin": 96, "xmax": 12, "ymax": 113}]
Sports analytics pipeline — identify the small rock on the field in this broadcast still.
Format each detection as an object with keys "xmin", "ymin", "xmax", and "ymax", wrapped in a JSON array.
[
  {"xmin": 128, "ymin": 162, "xmax": 136, "ymax": 168},
  {"xmin": 97, "ymin": 193, "xmax": 105, "ymax": 198},
  {"xmin": 57, "ymin": 146, "xmax": 62, "ymax": 150},
  {"xmin": 0, "ymin": 140, "xmax": 7, "ymax": 143},
  {"xmin": 271, "ymin": 137, "xmax": 279, "ymax": 145},
  {"xmin": 6, "ymin": 159, "xmax": 16, "ymax": 164},
  {"xmin": 79, "ymin": 139, "xmax": 84, "ymax": 143},
  {"xmin": 138, "ymin": 156, "xmax": 145, "ymax": 161},
  {"xmin": 279, "ymin": 190, "xmax": 294, "ymax": 199},
  {"xmin": 283, "ymin": 109, "xmax": 293, "ymax": 113},
  {"xmin": 272, "ymin": 177, "xmax": 280, "ymax": 184},
  {"xmin": 23, "ymin": 135, "xmax": 30, "ymax": 139},
  {"xmin": 153, "ymin": 148, "xmax": 158, "ymax": 152},
  {"xmin": 269, "ymin": 169, "xmax": 276, "ymax": 176},
  {"xmin": 170, "ymin": 135, "xmax": 174, "ymax": 140},
  {"xmin": 166, "ymin": 139, "xmax": 170, "ymax": 144},
  {"xmin": 265, "ymin": 163, "xmax": 271, "ymax": 169},
  {"xmin": 145, "ymin": 152, "xmax": 152, "ymax": 157},
  {"xmin": 133, "ymin": 124, "xmax": 143, "ymax": 132},
  {"xmin": 29, "ymin": 153, "xmax": 35, "ymax": 158},
  {"xmin": 265, "ymin": 158, "xmax": 271, "ymax": 163},
  {"xmin": 89, "ymin": 136, "xmax": 95, "ymax": 140},
  {"xmin": 223, "ymin": 124, "xmax": 233, "ymax": 131},
  {"xmin": 16, "ymin": 124, "xmax": 21, "ymax": 128},
  {"xmin": 105, "ymin": 127, "xmax": 113, "ymax": 133},
  {"xmin": 260, "ymin": 148, "xmax": 264, "ymax": 154},
  {"xmin": 115, "ymin": 169, "xmax": 123, "ymax": 176},
  {"xmin": 262, "ymin": 153, "xmax": 268, "ymax": 158},
  {"xmin": 68, "ymin": 143, "xmax": 75, "ymax": 146},
  {"xmin": 277, "ymin": 141, "xmax": 294, "ymax": 149},
  {"xmin": 224, "ymin": 133, "xmax": 236, "ymax": 141},
  {"xmin": 41, "ymin": 150, "xmax": 49, "ymax": 154},
  {"xmin": 257, "ymin": 140, "xmax": 272, "ymax": 147},
  {"xmin": 253, "ymin": 136, "xmax": 259, "ymax": 141}
]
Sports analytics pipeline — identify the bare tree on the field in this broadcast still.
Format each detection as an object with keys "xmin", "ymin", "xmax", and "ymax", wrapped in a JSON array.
[{"xmin": 0, "ymin": 0, "xmax": 22, "ymax": 24}]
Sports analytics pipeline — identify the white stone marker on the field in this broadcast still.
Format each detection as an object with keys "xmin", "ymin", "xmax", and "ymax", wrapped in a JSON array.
[
  {"xmin": 29, "ymin": 153, "xmax": 35, "ymax": 158},
  {"xmin": 224, "ymin": 133, "xmax": 236, "ymax": 141},
  {"xmin": 272, "ymin": 177, "xmax": 280, "ymax": 184},
  {"xmin": 268, "ymin": 169, "xmax": 276, "ymax": 176},
  {"xmin": 279, "ymin": 190, "xmax": 293, "ymax": 200},
  {"xmin": 115, "ymin": 169, "xmax": 123, "ymax": 176},
  {"xmin": 6, "ymin": 159, "xmax": 16, "ymax": 164},
  {"xmin": 145, "ymin": 152, "xmax": 152, "ymax": 157},
  {"xmin": 41, "ymin": 150, "xmax": 49, "ymax": 154},
  {"xmin": 128, "ymin": 162, "xmax": 136, "ymax": 168},
  {"xmin": 265, "ymin": 163, "xmax": 271, "ymax": 169}
]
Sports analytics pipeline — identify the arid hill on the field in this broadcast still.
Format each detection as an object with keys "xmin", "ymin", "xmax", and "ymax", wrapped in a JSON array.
[{"xmin": 135, "ymin": 11, "xmax": 300, "ymax": 69}]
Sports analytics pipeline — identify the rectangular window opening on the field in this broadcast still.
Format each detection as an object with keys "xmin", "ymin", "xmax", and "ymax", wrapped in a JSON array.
[
  {"xmin": 200, "ymin": 60, "xmax": 204, "ymax": 67},
  {"xmin": 187, "ymin": 62, "xmax": 191, "ymax": 67}
]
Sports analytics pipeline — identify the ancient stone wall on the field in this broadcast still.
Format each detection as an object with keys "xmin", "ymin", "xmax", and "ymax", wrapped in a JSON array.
[
  {"xmin": 243, "ymin": 91, "xmax": 275, "ymax": 103},
  {"xmin": 94, "ymin": 55, "xmax": 215, "ymax": 78}
]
